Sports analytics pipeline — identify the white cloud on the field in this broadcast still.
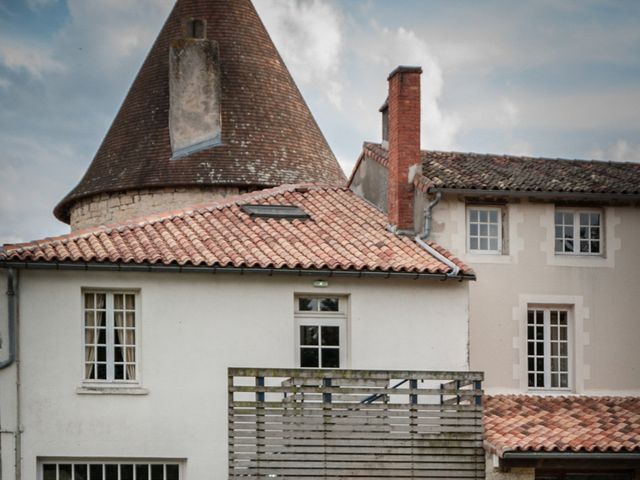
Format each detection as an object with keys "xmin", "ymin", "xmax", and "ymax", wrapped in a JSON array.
[
  {"xmin": 254, "ymin": 0, "xmax": 344, "ymax": 108},
  {"xmin": 0, "ymin": 38, "xmax": 65, "ymax": 77},
  {"xmin": 589, "ymin": 140, "xmax": 640, "ymax": 163},
  {"xmin": 26, "ymin": 0, "xmax": 58, "ymax": 11}
]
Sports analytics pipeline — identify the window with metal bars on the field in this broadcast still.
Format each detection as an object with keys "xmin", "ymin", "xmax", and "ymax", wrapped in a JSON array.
[{"xmin": 41, "ymin": 462, "xmax": 180, "ymax": 480}]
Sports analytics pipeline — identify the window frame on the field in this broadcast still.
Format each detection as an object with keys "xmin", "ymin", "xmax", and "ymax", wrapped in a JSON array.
[
  {"xmin": 81, "ymin": 290, "xmax": 140, "ymax": 386},
  {"xmin": 526, "ymin": 305, "xmax": 573, "ymax": 392},
  {"xmin": 466, "ymin": 206, "xmax": 503, "ymax": 255},
  {"xmin": 294, "ymin": 295, "xmax": 347, "ymax": 369},
  {"xmin": 554, "ymin": 208, "xmax": 603, "ymax": 256}
]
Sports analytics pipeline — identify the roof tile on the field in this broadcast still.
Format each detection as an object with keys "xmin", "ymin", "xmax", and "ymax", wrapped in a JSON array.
[
  {"xmin": 484, "ymin": 395, "xmax": 640, "ymax": 457},
  {"xmin": 3, "ymin": 185, "xmax": 472, "ymax": 277}
]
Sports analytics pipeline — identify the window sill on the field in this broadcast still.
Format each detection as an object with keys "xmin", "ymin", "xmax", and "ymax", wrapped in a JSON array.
[{"xmin": 76, "ymin": 385, "xmax": 149, "ymax": 396}]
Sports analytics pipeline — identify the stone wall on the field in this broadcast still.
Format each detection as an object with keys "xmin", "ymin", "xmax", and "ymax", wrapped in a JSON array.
[{"xmin": 69, "ymin": 186, "xmax": 251, "ymax": 230}]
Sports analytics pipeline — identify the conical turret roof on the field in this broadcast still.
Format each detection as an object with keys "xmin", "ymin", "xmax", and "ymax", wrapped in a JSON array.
[{"xmin": 54, "ymin": 0, "xmax": 345, "ymax": 223}]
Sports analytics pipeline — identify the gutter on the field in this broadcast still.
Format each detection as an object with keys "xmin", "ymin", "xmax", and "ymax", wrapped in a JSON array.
[
  {"xmin": 413, "ymin": 191, "xmax": 461, "ymax": 279},
  {"xmin": 0, "ymin": 261, "xmax": 475, "ymax": 281},
  {"xmin": 502, "ymin": 451, "xmax": 640, "ymax": 461},
  {"xmin": 430, "ymin": 187, "xmax": 640, "ymax": 203},
  {"xmin": 414, "ymin": 236, "xmax": 460, "ymax": 278}
]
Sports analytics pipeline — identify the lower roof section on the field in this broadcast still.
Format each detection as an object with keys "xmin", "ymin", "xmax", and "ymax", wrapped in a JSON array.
[
  {"xmin": 484, "ymin": 394, "xmax": 640, "ymax": 458},
  {"xmin": 1, "ymin": 184, "xmax": 473, "ymax": 279}
]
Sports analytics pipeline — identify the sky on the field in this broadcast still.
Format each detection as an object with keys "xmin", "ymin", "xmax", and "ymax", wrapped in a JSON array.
[{"xmin": 1, "ymin": 0, "xmax": 639, "ymax": 244}]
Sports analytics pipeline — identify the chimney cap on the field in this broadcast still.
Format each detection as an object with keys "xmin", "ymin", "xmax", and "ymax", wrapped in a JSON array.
[
  {"xmin": 387, "ymin": 65, "xmax": 423, "ymax": 80},
  {"xmin": 378, "ymin": 97, "xmax": 388, "ymax": 113}
]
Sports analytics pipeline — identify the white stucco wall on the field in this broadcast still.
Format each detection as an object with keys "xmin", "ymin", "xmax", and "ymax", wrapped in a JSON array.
[
  {"xmin": 0, "ymin": 269, "xmax": 470, "ymax": 479},
  {"xmin": 429, "ymin": 196, "xmax": 640, "ymax": 395}
]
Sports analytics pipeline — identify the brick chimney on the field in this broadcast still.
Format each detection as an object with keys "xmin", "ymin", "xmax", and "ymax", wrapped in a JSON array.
[{"xmin": 386, "ymin": 66, "xmax": 422, "ymax": 232}]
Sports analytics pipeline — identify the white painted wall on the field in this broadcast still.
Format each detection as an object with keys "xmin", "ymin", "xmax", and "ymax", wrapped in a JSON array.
[
  {"xmin": 429, "ymin": 196, "xmax": 640, "ymax": 395},
  {"xmin": 0, "ymin": 269, "xmax": 469, "ymax": 479}
]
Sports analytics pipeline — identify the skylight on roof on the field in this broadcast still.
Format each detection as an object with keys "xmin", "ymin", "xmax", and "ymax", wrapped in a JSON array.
[{"xmin": 241, "ymin": 204, "xmax": 310, "ymax": 220}]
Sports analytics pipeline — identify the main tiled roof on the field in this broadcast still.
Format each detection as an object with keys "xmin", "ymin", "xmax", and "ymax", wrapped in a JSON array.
[
  {"xmin": 484, "ymin": 395, "xmax": 640, "ymax": 457},
  {"xmin": 54, "ymin": 0, "xmax": 345, "ymax": 224},
  {"xmin": 4, "ymin": 185, "xmax": 472, "ymax": 277},
  {"xmin": 362, "ymin": 142, "xmax": 640, "ymax": 196}
]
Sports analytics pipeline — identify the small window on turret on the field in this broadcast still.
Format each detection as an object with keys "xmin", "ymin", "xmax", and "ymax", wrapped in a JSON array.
[{"xmin": 189, "ymin": 19, "xmax": 206, "ymax": 39}]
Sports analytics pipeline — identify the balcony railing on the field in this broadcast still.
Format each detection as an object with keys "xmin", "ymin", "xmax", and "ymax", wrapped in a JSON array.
[{"xmin": 228, "ymin": 368, "xmax": 484, "ymax": 479}]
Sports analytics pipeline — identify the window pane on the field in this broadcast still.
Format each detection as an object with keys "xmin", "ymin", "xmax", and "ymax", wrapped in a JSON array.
[
  {"xmin": 151, "ymin": 464, "xmax": 164, "ymax": 480},
  {"xmin": 470, "ymin": 210, "xmax": 478, "ymax": 222},
  {"xmin": 470, "ymin": 238, "xmax": 478, "ymax": 250},
  {"xmin": 536, "ymin": 358, "xmax": 544, "ymax": 371},
  {"xmin": 166, "ymin": 465, "xmax": 180, "ymax": 480},
  {"xmin": 579, "ymin": 213, "xmax": 589, "ymax": 225},
  {"xmin": 114, "ymin": 294, "xmax": 124, "ymax": 310},
  {"xmin": 121, "ymin": 465, "xmax": 134, "ymax": 480},
  {"xmin": 580, "ymin": 240, "xmax": 589, "ymax": 252},
  {"xmin": 43, "ymin": 465, "xmax": 56, "ymax": 480},
  {"xmin": 322, "ymin": 348, "xmax": 340, "ymax": 368},
  {"xmin": 90, "ymin": 465, "xmax": 104, "ymax": 480},
  {"xmin": 489, "ymin": 238, "xmax": 498, "ymax": 251},
  {"xmin": 479, "ymin": 210, "xmax": 488, "ymax": 222},
  {"xmin": 480, "ymin": 238, "xmax": 488, "ymax": 250},
  {"xmin": 97, "ymin": 364, "xmax": 107, "ymax": 380},
  {"xmin": 551, "ymin": 374, "xmax": 558, "ymax": 388},
  {"xmin": 489, "ymin": 210, "xmax": 498, "ymax": 223},
  {"xmin": 136, "ymin": 465, "xmax": 149, "ymax": 480},
  {"xmin": 528, "ymin": 373, "xmax": 535, "ymax": 387},
  {"xmin": 528, "ymin": 343, "xmax": 534, "ymax": 355},
  {"xmin": 320, "ymin": 298, "xmax": 339, "ymax": 311},
  {"xmin": 300, "ymin": 326, "xmax": 318, "ymax": 346},
  {"xmin": 321, "ymin": 326, "xmax": 340, "ymax": 346},
  {"xmin": 300, "ymin": 348, "xmax": 319, "ymax": 367},
  {"xmin": 564, "ymin": 239, "xmax": 573, "ymax": 252},
  {"xmin": 479, "ymin": 224, "xmax": 488, "ymax": 236},
  {"xmin": 592, "ymin": 241, "xmax": 600, "ymax": 253},
  {"xmin": 537, "ymin": 373, "xmax": 544, "ymax": 387},
  {"xmin": 125, "ymin": 294, "xmax": 135, "ymax": 310},
  {"xmin": 560, "ymin": 374, "xmax": 568, "ymax": 388},
  {"xmin": 536, "ymin": 342, "xmax": 544, "ymax": 355},
  {"xmin": 470, "ymin": 223, "xmax": 478, "ymax": 235},
  {"xmin": 591, "ymin": 213, "xmax": 600, "ymax": 226},
  {"xmin": 298, "ymin": 298, "xmax": 316, "ymax": 311},
  {"xmin": 114, "ymin": 364, "xmax": 124, "ymax": 380},
  {"xmin": 75, "ymin": 464, "xmax": 88, "ymax": 480},
  {"xmin": 105, "ymin": 464, "xmax": 118, "ymax": 480},
  {"xmin": 591, "ymin": 227, "xmax": 600, "ymax": 240},
  {"xmin": 58, "ymin": 465, "xmax": 72, "ymax": 480},
  {"xmin": 126, "ymin": 312, "xmax": 135, "ymax": 328},
  {"xmin": 554, "ymin": 240, "xmax": 563, "ymax": 252}
]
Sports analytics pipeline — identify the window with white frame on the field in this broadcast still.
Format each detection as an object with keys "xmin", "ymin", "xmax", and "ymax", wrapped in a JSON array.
[
  {"xmin": 467, "ymin": 207, "xmax": 502, "ymax": 253},
  {"xmin": 42, "ymin": 461, "xmax": 179, "ymax": 480},
  {"xmin": 554, "ymin": 209, "xmax": 602, "ymax": 255},
  {"xmin": 83, "ymin": 292, "xmax": 137, "ymax": 382},
  {"xmin": 295, "ymin": 296, "xmax": 347, "ymax": 368},
  {"xmin": 527, "ymin": 308, "xmax": 570, "ymax": 390}
]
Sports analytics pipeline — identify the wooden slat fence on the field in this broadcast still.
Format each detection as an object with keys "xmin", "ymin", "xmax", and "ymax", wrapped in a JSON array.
[{"xmin": 229, "ymin": 368, "xmax": 484, "ymax": 479}]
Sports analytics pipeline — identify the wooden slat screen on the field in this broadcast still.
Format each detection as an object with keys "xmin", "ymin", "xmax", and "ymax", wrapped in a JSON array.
[{"xmin": 229, "ymin": 368, "xmax": 484, "ymax": 479}]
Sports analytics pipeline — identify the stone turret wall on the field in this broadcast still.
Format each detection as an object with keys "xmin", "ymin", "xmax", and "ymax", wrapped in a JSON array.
[{"xmin": 69, "ymin": 186, "xmax": 251, "ymax": 230}]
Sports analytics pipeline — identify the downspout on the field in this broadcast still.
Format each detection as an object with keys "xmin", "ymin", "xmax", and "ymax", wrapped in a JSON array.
[
  {"xmin": 414, "ymin": 192, "xmax": 460, "ymax": 278},
  {"xmin": 0, "ymin": 268, "xmax": 17, "ymax": 369},
  {"xmin": 0, "ymin": 268, "xmax": 20, "ymax": 480}
]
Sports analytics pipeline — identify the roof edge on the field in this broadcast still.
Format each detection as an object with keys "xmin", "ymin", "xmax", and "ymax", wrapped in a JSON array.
[{"xmin": 0, "ymin": 260, "xmax": 475, "ymax": 281}]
